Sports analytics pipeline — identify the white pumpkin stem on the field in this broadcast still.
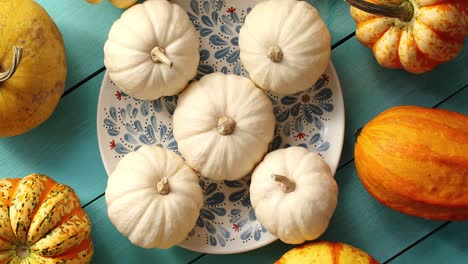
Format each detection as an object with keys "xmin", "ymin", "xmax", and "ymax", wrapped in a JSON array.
[
  {"xmin": 217, "ymin": 116, "xmax": 236, "ymax": 135},
  {"xmin": 156, "ymin": 177, "xmax": 170, "ymax": 195},
  {"xmin": 267, "ymin": 45, "xmax": 283, "ymax": 63},
  {"xmin": 151, "ymin": 46, "xmax": 173, "ymax": 68},
  {"xmin": 271, "ymin": 174, "xmax": 296, "ymax": 193},
  {"xmin": 345, "ymin": 0, "xmax": 413, "ymax": 22},
  {"xmin": 0, "ymin": 46, "xmax": 22, "ymax": 83}
]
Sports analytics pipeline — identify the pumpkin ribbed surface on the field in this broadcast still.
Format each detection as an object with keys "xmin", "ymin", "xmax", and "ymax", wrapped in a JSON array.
[
  {"xmin": 106, "ymin": 145, "xmax": 203, "ymax": 249},
  {"xmin": 173, "ymin": 73, "xmax": 275, "ymax": 181},
  {"xmin": 250, "ymin": 147, "xmax": 338, "ymax": 244},
  {"xmin": 239, "ymin": 0, "xmax": 331, "ymax": 94},
  {"xmin": 355, "ymin": 106, "xmax": 468, "ymax": 220},
  {"xmin": 104, "ymin": 0, "xmax": 199, "ymax": 100},
  {"xmin": 0, "ymin": 174, "xmax": 93, "ymax": 263}
]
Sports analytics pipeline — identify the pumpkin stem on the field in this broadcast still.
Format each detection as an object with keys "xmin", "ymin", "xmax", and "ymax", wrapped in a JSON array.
[
  {"xmin": 354, "ymin": 127, "xmax": 363, "ymax": 142},
  {"xmin": 15, "ymin": 244, "xmax": 29, "ymax": 258},
  {"xmin": 267, "ymin": 45, "xmax": 283, "ymax": 63},
  {"xmin": 271, "ymin": 174, "xmax": 296, "ymax": 193},
  {"xmin": 0, "ymin": 46, "xmax": 22, "ymax": 83},
  {"xmin": 156, "ymin": 177, "xmax": 170, "ymax": 195},
  {"xmin": 151, "ymin": 46, "xmax": 173, "ymax": 68},
  {"xmin": 345, "ymin": 0, "xmax": 414, "ymax": 22},
  {"xmin": 217, "ymin": 116, "xmax": 236, "ymax": 135}
]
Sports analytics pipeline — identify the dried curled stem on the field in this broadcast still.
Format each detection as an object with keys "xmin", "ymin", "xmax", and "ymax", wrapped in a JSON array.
[{"xmin": 271, "ymin": 174, "xmax": 296, "ymax": 193}]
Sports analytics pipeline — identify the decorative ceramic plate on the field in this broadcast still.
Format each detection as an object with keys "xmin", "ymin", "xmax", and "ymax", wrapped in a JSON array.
[{"xmin": 97, "ymin": 0, "xmax": 344, "ymax": 254}]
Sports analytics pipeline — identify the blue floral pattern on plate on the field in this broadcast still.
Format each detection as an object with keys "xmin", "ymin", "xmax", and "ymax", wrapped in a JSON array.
[{"xmin": 97, "ymin": 0, "xmax": 344, "ymax": 254}]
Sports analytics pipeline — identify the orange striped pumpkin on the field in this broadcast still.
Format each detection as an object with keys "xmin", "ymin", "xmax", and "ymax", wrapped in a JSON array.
[
  {"xmin": 355, "ymin": 106, "xmax": 468, "ymax": 220},
  {"xmin": 0, "ymin": 174, "xmax": 93, "ymax": 263},
  {"xmin": 275, "ymin": 241, "xmax": 379, "ymax": 264},
  {"xmin": 348, "ymin": 0, "xmax": 468, "ymax": 73}
]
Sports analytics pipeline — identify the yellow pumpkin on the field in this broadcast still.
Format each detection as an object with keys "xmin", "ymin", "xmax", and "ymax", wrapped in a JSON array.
[
  {"xmin": 0, "ymin": 174, "xmax": 93, "ymax": 263},
  {"xmin": 85, "ymin": 0, "xmax": 137, "ymax": 9},
  {"xmin": 275, "ymin": 241, "xmax": 379, "ymax": 264},
  {"xmin": 0, "ymin": 0, "xmax": 67, "ymax": 137},
  {"xmin": 347, "ymin": 0, "xmax": 467, "ymax": 73},
  {"xmin": 355, "ymin": 106, "xmax": 468, "ymax": 220}
]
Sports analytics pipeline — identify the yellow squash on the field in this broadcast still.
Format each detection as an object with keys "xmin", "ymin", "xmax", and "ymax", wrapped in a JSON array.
[
  {"xmin": 0, "ymin": 0, "xmax": 67, "ymax": 137},
  {"xmin": 347, "ymin": 0, "xmax": 467, "ymax": 73},
  {"xmin": 355, "ymin": 106, "xmax": 468, "ymax": 220},
  {"xmin": 0, "ymin": 174, "xmax": 93, "ymax": 263},
  {"xmin": 275, "ymin": 241, "xmax": 379, "ymax": 264}
]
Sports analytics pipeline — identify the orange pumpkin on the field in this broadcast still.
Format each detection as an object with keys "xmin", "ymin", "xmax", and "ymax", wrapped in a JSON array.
[
  {"xmin": 0, "ymin": 174, "xmax": 93, "ymax": 263},
  {"xmin": 347, "ymin": 0, "xmax": 468, "ymax": 73},
  {"xmin": 85, "ymin": 0, "xmax": 137, "ymax": 9},
  {"xmin": 354, "ymin": 106, "xmax": 468, "ymax": 220}
]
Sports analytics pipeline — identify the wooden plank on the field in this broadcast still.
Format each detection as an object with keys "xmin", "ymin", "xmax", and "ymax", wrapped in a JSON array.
[
  {"xmin": 333, "ymin": 38, "xmax": 467, "ymax": 166},
  {"xmin": 84, "ymin": 196, "xmax": 201, "ymax": 263},
  {"xmin": 308, "ymin": 0, "xmax": 356, "ymax": 45},
  {"xmin": 35, "ymin": 0, "xmax": 123, "ymax": 89},
  {"xmin": 0, "ymin": 72, "xmax": 107, "ymax": 205},
  {"xmin": 390, "ymin": 221, "xmax": 468, "ymax": 264}
]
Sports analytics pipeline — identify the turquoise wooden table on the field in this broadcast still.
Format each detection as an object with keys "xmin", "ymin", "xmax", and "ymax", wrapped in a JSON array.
[{"xmin": 1, "ymin": 0, "xmax": 467, "ymax": 263}]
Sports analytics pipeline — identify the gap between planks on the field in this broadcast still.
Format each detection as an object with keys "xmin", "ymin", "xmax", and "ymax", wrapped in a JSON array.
[
  {"xmin": 61, "ymin": 66, "xmax": 106, "ymax": 98},
  {"xmin": 383, "ymin": 221, "xmax": 451, "ymax": 263}
]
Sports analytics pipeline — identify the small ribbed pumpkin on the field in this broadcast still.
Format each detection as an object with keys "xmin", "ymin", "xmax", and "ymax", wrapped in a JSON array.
[
  {"xmin": 354, "ymin": 106, "xmax": 468, "ymax": 220},
  {"xmin": 0, "ymin": 174, "xmax": 93, "ymax": 263},
  {"xmin": 347, "ymin": 0, "xmax": 468, "ymax": 73}
]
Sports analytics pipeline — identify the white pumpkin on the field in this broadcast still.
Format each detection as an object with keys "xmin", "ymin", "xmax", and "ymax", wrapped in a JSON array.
[
  {"xmin": 250, "ymin": 147, "xmax": 338, "ymax": 244},
  {"xmin": 105, "ymin": 145, "xmax": 203, "ymax": 249},
  {"xmin": 173, "ymin": 73, "xmax": 275, "ymax": 181},
  {"xmin": 239, "ymin": 0, "xmax": 331, "ymax": 95},
  {"xmin": 104, "ymin": 0, "xmax": 200, "ymax": 100}
]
